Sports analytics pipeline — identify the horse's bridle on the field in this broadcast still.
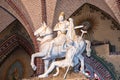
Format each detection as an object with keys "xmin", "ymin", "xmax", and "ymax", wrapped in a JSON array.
[{"xmin": 40, "ymin": 32, "xmax": 53, "ymax": 38}]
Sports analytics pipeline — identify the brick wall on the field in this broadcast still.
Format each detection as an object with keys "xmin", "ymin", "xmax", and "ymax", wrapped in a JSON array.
[{"xmin": 52, "ymin": 0, "xmax": 117, "ymax": 27}]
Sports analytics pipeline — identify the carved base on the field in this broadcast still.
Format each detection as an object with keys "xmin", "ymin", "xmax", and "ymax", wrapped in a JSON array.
[{"xmin": 23, "ymin": 69, "xmax": 89, "ymax": 80}]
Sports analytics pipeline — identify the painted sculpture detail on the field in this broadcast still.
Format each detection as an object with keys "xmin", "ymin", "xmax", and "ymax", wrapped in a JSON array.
[{"xmin": 30, "ymin": 12, "xmax": 91, "ymax": 79}]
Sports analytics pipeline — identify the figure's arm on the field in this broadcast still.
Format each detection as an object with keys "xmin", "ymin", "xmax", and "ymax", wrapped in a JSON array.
[
  {"xmin": 54, "ymin": 20, "xmax": 70, "ymax": 31},
  {"xmin": 54, "ymin": 28, "xmax": 60, "ymax": 31},
  {"xmin": 74, "ymin": 25, "xmax": 84, "ymax": 29},
  {"xmin": 54, "ymin": 26, "xmax": 68, "ymax": 31},
  {"xmin": 53, "ymin": 24, "xmax": 60, "ymax": 31}
]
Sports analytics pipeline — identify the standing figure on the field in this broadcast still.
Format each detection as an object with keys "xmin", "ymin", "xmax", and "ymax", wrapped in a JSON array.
[{"xmin": 66, "ymin": 18, "xmax": 76, "ymax": 41}]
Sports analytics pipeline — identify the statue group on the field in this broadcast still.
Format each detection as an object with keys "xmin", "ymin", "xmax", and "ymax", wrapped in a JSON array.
[{"xmin": 30, "ymin": 12, "xmax": 91, "ymax": 79}]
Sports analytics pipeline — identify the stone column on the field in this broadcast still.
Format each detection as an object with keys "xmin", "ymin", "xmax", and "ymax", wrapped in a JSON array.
[{"xmin": 41, "ymin": 0, "xmax": 47, "ymax": 23}]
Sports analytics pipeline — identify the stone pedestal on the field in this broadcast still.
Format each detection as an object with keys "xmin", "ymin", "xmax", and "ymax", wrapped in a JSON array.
[{"xmin": 23, "ymin": 68, "xmax": 89, "ymax": 80}]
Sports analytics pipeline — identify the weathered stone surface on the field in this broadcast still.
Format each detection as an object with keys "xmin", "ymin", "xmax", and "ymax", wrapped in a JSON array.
[{"xmin": 23, "ymin": 69, "xmax": 89, "ymax": 80}]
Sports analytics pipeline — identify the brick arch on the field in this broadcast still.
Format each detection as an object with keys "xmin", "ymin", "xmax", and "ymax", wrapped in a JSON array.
[
  {"xmin": 2, "ymin": 0, "xmax": 39, "ymax": 52},
  {"xmin": 84, "ymin": 54, "xmax": 115, "ymax": 80},
  {"xmin": 0, "ymin": 34, "xmax": 34, "ymax": 66},
  {"xmin": 105, "ymin": 0, "xmax": 120, "ymax": 23},
  {"xmin": 52, "ymin": 0, "xmax": 117, "ymax": 27},
  {"xmin": 3, "ymin": 0, "xmax": 48, "ymax": 75},
  {"xmin": 70, "ymin": 3, "xmax": 120, "ymax": 29},
  {"xmin": 0, "ymin": 35, "xmax": 34, "ymax": 80}
]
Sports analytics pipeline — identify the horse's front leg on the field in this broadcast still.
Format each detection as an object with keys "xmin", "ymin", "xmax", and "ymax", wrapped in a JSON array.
[
  {"xmin": 44, "ymin": 60, "xmax": 50, "ymax": 72},
  {"xmin": 31, "ymin": 52, "xmax": 45, "ymax": 71},
  {"xmin": 44, "ymin": 59, "xmax": 55, "ymax": 72}
]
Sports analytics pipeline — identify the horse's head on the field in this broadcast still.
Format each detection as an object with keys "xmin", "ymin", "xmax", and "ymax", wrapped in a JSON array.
[
  {"xmin": 34, "ymin": 22, "xmax": 47, "ymax": 37},
  {"xmin": 34, "ymin": 22, "xmax": 53, "ymax": 38}
]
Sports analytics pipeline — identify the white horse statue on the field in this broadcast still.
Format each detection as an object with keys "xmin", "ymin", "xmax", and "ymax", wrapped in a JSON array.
[
  {"xmin": 30, "ymin": 16, "xmax": 91, "ymax": 79},
  {"xmin": 38, "ymin": 28, "xmax": 91, "ymax": 78},
  {"xmin": 30, "ymin": 21, "xmax": 91, "ymax": 69},
  {"xmin": 31, "ymin": 22, "xmax": 67, "ymax": 72}
]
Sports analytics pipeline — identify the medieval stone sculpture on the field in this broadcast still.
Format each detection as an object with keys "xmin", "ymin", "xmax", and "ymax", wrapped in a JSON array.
[{"xmin": 30, "ymin": 12, "xmax": 91, "ymax": 79}]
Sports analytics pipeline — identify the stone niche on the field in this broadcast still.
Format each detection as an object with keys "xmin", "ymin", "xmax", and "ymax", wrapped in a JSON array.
[
  {"xmin": 0, "ymin": 20, "xmax": 34, "ymax": 79},
  {"xmin": 0, "ymin": 47, "xmax": 33, "ymax": 80}
]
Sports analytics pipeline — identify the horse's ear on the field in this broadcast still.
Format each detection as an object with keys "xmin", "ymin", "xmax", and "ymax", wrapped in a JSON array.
[{"xmin": 41, "ymin": 22, "xmax": 43, "ymax": 26}]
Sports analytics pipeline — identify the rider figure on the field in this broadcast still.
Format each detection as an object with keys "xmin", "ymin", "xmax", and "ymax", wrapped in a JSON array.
[
  {"xmin": 43, "ymin": 12, "xmax": 69, "ymax": 59},
  {"xmin": 43, "ymin": 12, "xmax": 85, "ymax": 59}
]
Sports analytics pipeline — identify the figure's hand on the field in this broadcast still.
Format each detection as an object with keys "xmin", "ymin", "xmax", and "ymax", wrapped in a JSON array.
[
  {"xmin": 81, "ymin": 29, "xmax": 87, "ymax": 34},
  {"xmin": 69, "ymin": 18, "xmax": 73, "ymax": 22},
  {"xmin": 74, "ymin": 25, "xmax": 84, "ymax": 29}
]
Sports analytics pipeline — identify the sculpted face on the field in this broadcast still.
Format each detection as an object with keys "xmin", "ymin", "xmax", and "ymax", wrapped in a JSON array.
[{"xmin": 58, "ymin": 15, "xmax": 64, "ymax": 22}]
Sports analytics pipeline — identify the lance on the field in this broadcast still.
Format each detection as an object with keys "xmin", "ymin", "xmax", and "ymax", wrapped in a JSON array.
[{"xmin": 63, "ymin": 29, "xmax": 87, "ymax": 80}]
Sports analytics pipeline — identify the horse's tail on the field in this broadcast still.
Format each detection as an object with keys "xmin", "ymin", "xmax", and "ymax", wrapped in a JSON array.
[{"xmin": 85, "ymin": 40, "xmax": 91, "ymax": 57}]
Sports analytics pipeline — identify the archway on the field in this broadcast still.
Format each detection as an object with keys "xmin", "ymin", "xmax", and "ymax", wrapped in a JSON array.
[{"xmin": 0, "ymin": 20, "xmax": 35, "ymax": 79}]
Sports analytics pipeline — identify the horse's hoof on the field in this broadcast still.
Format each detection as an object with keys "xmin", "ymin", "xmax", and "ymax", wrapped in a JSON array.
[
  {"xmin": 38, "ymin": 74, "xmax": 48, "ymax": 78},
  {"xmin": 84, "ymin": 73, "xmax": 91, "ymax": 78},
  {"xmin": 80, "ymin": 71, "xmax": 90, "ymax": 78},
  {"xmin": 79, "ymin": 70, "xmax": 85, "ymax": 74},
  {"xmin": 31, "ymin": 65, "xmax": 37, "ymax": 71},
  {"xmin": 53, "ymin": 73, "xmax": 59, "ymax": 77},
  {"xmin": 33, "ymin": 66, "xmax": 37, "ymax": 71},
  {"xmin": 74, "ymin": 69, "xmax": 79, "ymax": 73}
]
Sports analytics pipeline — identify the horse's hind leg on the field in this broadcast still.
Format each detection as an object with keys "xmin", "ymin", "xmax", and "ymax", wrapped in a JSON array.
[
  {"xmin": 38, "ymin": 61, "xmax": 57, "ymax": 78},
  {"xmin": 38, "ymin": 60, "xmax": 65, "ymax": 78},
  {"xmin": 53, "ymin": 67, "xmax": 59, "ymax": 76}
]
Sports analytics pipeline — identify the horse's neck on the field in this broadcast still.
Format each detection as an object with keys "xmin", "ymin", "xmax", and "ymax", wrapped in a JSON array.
[
  {"xmin": 41, "ymin": 27, "xmax": 53, "ymax": 43},
  {"xmin": 41, "ymin": 35, "xmax": 53, "ymax": 44}
]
